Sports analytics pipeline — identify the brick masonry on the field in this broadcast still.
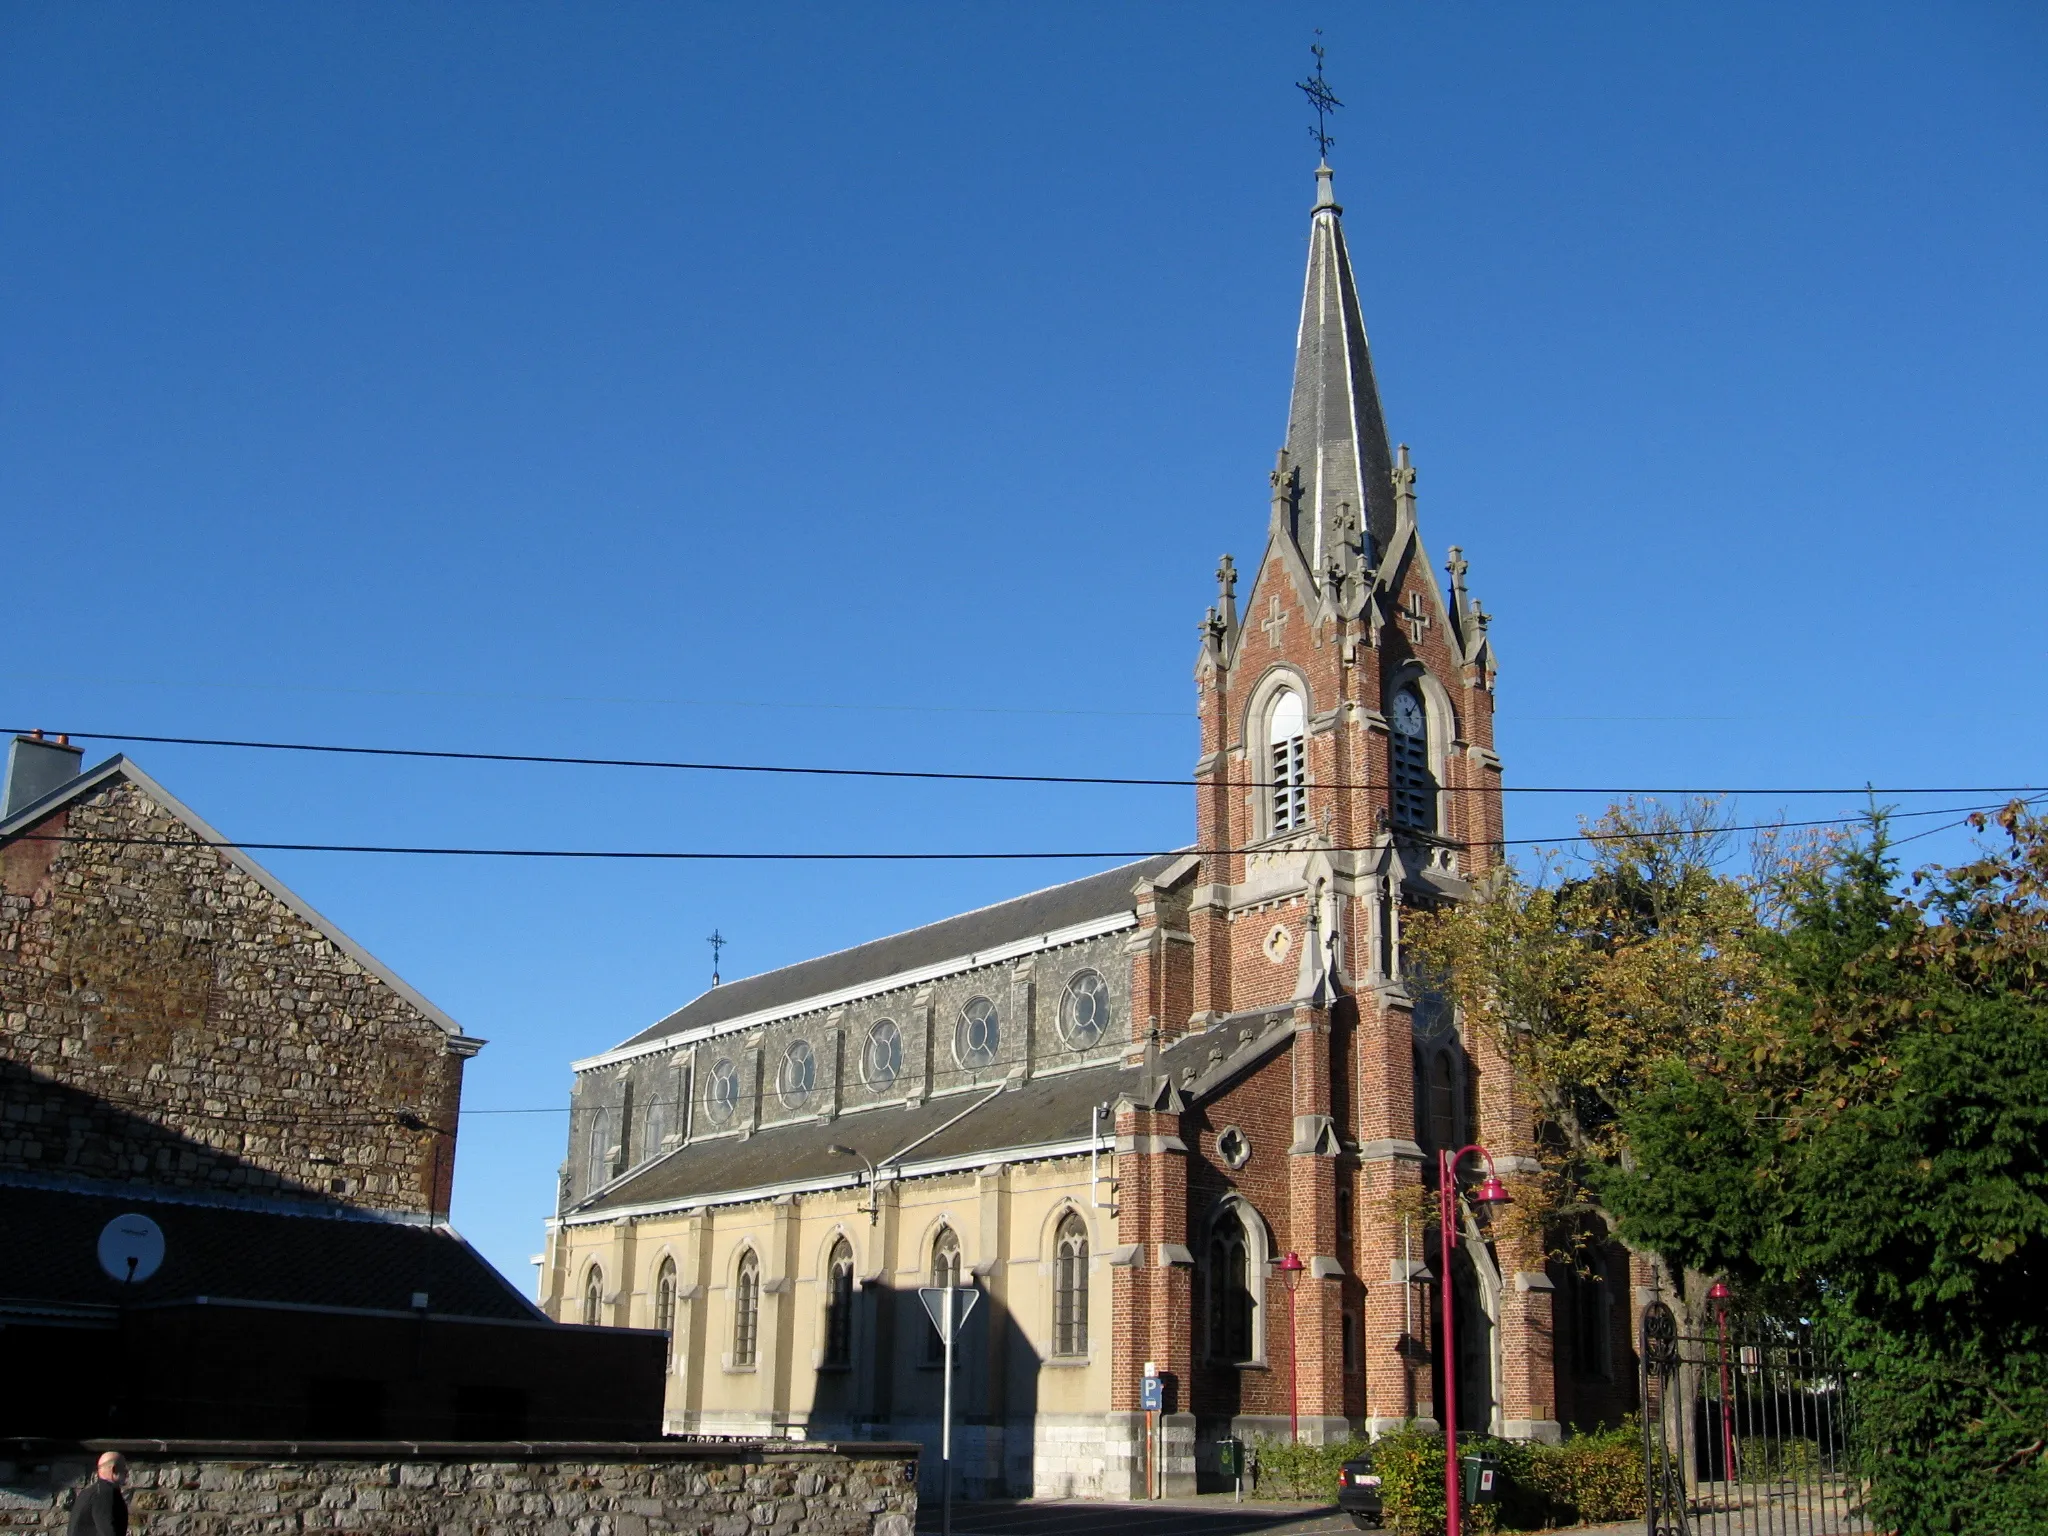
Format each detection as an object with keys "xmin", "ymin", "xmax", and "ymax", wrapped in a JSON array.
[{"xmin": 0, "ymin": 1441, "xmax": 919, "ymax": 1536}]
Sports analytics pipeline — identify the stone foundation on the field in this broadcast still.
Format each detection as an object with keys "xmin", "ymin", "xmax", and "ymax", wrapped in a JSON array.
[{"xmin": 0, "ymin": 1439, "xmax": 918, "ymax": 1536}]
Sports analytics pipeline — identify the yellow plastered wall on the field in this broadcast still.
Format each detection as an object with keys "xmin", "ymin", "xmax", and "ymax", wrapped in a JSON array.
[{"xmin": 545, "ymin": 1155, "xmax": 1114, "ymax": 1436}]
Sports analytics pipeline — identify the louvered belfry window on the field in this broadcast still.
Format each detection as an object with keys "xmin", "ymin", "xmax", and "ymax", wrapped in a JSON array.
[
  {"xmin": 1390, "ymin": 686, "xmax": 1435, "ymax": 831},
  {"xmin": 1268, "ymin": 689, "xmax": 1308, "ymax": 833}
]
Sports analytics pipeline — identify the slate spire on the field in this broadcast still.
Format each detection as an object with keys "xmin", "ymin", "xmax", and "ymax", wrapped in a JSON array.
[{"xmin": 1280, "ymin": 162, "xmax": 1398, "ymax": 577}]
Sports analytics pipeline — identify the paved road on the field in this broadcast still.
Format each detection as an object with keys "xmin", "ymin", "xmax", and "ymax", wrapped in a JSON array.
[
  {"xmin": 917, "ymin": 1498, "xmax": 1357, "ymax": 1536},
  {"xmin": 916, "ymin": 1499, "xmax": 1643, "ymax": 1536}
]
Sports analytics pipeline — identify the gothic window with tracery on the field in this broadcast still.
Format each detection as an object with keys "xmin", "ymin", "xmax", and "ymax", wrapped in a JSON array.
[
  {"xmin": 1268, "ymin": 688, "xmax": 1308, "ymax": 833},
  {"xmin": 1390, "ymin": 686, "xmax": 1436, "ymax": 831},
  {"xmin": 823, "ymin": 1237, "xmax": 855, "ymax": 1368},
  {"xmin": 1058, "ymin": 970, "xmax": 1111, "ymax": 1049},
  {"xmin": 582, "ymin": 1264, "xmax": 604, "ymax": 1327},
  {"xmin": 779, "ymin": 1039, "xmax": 816, "ymax": 1109},
  {"xmin": 955, "ymin": 997, "xmax": 1000, "ymax": 1068},
  {"xmin": 654, "ymin": 1257, "xmax": 678, "ymax": 1370},
  {"xmin": 705, "ymin": 1058, "xmax": 741, "ymax": 1125},
  {"xmin": 927, "ymin": 1226, "xmax": 963, "ymax": 1362},
  {"xmin": 1208, "ymin": 1211, "xmax": 1254, "ymax": 1362},
  {"xmin": 733, "ymin": 1250, "xmax": 760, "ymax": 1367},
  {"xmin": 1053, "ymin": 1212, "xmax": 1089, "ymax": 1356},
  {"xmin": 863, "ymin": 1019, "xmax": 901, "ymax": 1089}
]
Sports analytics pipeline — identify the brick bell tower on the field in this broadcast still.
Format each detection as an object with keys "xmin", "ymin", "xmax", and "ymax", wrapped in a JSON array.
[{"xmin": 1164, "ymin": 156, "xmax": 1553, "ymax": 1449}]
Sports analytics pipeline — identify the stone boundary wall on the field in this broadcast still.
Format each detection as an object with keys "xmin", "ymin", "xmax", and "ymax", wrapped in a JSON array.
[{"xmin": 0, "ymin": 1439, "xmax": 919, "ymax": 1536}]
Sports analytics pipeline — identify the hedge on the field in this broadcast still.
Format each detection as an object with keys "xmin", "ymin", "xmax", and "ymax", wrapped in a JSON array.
[{"xmin": 1248, "ymin": 1421, "xmax": 1645, "ymax": 1534}]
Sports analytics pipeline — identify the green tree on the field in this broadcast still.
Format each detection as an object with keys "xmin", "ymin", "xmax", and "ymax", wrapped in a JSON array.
[{"xmin": 1602, "ymin": 805, "xmax": 2048, "ymax": 1533}]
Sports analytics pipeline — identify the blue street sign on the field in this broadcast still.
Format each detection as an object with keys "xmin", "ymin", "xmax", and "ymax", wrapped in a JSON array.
[{"xmin": 1140, "ymin": 1375, "xmax": 1163, "ymax": 1412}]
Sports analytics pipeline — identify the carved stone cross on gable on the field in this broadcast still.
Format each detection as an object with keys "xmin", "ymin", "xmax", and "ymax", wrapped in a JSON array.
[
  {"xmin": 1401, "ymin": 593, "xmax": 1431, "ymax": 645},
  {"xmin": 1261, "ymin": 595, "xmax": 1290, "ymax": 650}
]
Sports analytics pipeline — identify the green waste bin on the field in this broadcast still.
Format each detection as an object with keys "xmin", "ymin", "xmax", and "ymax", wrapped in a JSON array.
[
  {"xmin": 1216, "ymin": 1439, "xmax": 1241, "ymax": 1479},
  {"xmin": 1462, "ymin": 1452, "xmax": 1503, "ymax": 1506}
]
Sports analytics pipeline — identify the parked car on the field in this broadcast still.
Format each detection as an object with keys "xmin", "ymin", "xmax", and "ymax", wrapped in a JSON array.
[{"xmin": 1337, "ymin": 1451, "xmax": 1384, "ymax": 1528}]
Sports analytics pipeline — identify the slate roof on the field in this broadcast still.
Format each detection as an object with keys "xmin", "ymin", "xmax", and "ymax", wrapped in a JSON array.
[
  {"xmin": 573, "ymin": 1004, "xmax": 1307, "ymax": 1219},
  {"xmin": 0, "ymin": 1183, "xmax": 542, "ymax": 1322},
  {"xmin": 1284, "ymin": 162, "xmax": 1399, "ymax": 574},
  {"xmin": 611, "ymin": 855, "xmax": 1181, "ymax": 1054},
  {"xmin": 574, "ymin": 1059, "xmax": 1133, "ymax": 1217}
]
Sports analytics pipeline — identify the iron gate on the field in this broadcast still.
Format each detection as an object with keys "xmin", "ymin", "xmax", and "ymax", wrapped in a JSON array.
[{"xmin": 1640, "ymin": 1301, "xmax": 1870, "ymax": 1536}]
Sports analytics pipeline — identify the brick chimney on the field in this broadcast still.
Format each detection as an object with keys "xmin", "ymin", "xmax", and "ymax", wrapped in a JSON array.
[{"xmin": 3, "ymin": 732, "xmax": 85, "ymax": 820}]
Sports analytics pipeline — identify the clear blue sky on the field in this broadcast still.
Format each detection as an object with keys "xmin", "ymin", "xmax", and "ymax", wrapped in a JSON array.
[{"xmin": 4, "ymin": 4, "xmax": 2043, "ymax": 1289}]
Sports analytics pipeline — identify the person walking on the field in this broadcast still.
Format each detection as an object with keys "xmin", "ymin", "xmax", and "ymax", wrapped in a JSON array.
[{"xmin": 68, "ymin": 1452, "xmax": 128, "ymax": 1536}]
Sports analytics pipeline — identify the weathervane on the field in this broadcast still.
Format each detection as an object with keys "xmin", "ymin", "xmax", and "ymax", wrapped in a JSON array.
[
  {"xmin": 1297, "ymin": 33, "xmax": 1342, "ymax": 161},
  {"xmin": 707, "ymin": 929, "xmax": 726, "ymax": 986}
]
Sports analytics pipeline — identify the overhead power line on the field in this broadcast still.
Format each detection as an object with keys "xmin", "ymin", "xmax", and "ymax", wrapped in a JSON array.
[
  {"xmin": 11, "ymin": 796, "xmax": 2026, "ymax": 862},
  {"xmin": 9, "ymin": 727, "xmax": 2039, "ymax": 800}
]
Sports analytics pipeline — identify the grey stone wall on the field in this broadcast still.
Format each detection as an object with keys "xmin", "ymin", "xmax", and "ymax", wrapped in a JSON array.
[
  {"xmin": 0, "ymin": 777, "xmax": 471, "ymax": 1216},
  {"xmin": 0, "ymin": 1440, "xmax": 919, "ymax": 1536}
]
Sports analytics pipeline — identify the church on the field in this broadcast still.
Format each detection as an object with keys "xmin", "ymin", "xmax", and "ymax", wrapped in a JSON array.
[{"xmin": 538, "ymin": 158, "xmax": 1637, "ymax": 1497}]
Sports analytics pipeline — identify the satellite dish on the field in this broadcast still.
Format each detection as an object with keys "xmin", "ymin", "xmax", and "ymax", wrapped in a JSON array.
[{"xmin": 97, "ymin": 1213, "xmax": 165, "ymax": 1284}]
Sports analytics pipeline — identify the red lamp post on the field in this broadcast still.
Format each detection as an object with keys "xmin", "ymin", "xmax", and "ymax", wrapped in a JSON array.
[
  {"xmin": 1707, "ymin": 1280, "xmax": 1737, "ymax": 1486},
  {"xmin": 1277, "ymin": 1251, "xmax": 1306, "ymax": 1443},
  {"xmin": 1439, "ymin": 1146, "xmax": 1511, "ymax": 1536}
]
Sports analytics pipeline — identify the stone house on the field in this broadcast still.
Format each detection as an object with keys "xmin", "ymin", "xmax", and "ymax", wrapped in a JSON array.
[
  {"xmin": 0, "ymin": 734, "xmax": 663, "ymax": 1438},
  {"xmin": 539, "ymin": 160, "xmax": 1639, "ymax": 1496}
]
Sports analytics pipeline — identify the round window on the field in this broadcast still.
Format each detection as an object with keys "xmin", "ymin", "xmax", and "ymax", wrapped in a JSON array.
[
  {"xmin": 1217, "ymin": 1127, "xmax": 1252, "ymax": 1169},
  {"xmin": 863, "ymin": 1019, "xmax": 902, "ymax": 1089},
  {"xmin": 704, "ymin": 1058, "xmax": 741, "ymax": 1124},
  {"xmin": 955, "ymin": 996, "xmax": 1001, "ymax": 1067},
  {"xmin": 779, "ymin": 1039, "xmax": 816, "ymax": 1108},
  {"xmin": 1059, "ymin": 970, "xmax": 1111, "ymax": 1049}
]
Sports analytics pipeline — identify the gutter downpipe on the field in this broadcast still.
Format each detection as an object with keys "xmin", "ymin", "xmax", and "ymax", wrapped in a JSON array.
[{"xmin": 876, "ymin": 1075, "xmax": 1018, "ymax": 1195}]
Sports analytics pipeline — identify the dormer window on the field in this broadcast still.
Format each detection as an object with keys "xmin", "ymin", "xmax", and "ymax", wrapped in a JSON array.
[
  {"xmin": 1267, "ymin": 688, "xmax": 1308, "ymax": 833},
  {"xmin": 1390, "ymin": 686, "xmax": 1435, "ymax": 831}
]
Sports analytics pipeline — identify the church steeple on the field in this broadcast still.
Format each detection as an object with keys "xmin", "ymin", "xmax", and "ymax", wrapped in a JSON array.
[{"xmin": 1281, "ymin": 162, "xmax": 1398, "ymax": 580}]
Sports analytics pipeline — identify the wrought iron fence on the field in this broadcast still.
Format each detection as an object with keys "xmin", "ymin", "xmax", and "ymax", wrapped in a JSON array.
[{"xmin": 1641, "ymin": 1301, "xmax": 1870, "ymax": 1536}]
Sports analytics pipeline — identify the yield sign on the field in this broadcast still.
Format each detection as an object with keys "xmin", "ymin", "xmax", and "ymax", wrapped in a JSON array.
[{"xmin": 919, "ymin": 1286, "xmax": 980, "ymax": 1343}]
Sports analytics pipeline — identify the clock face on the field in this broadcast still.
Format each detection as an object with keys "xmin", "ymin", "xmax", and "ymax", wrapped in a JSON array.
[{"xmin": 1392, "ymin": 691, "xmax": 1426, "ymax": 737}]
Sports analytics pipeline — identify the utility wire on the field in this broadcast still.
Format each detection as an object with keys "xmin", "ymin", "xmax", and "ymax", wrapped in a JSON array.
[
  {"xmin": 11, "ymin": 796, "xmax": 2023, "ymax": 862},
  {"xmin": 8, "ymin": 727, "xmax": 2039, "ymax": 800}
]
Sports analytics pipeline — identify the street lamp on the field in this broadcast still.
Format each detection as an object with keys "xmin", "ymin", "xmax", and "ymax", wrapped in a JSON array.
[
  {"xmin": 1277, "ymin": 1251, "xmax": 1307, "ymax": 1443},
  {"xmin": 1707, "ymin": 1279, "xmax": 1737, "ymax": 1485},
  {"xmin": 827, "ymin": 1144, "xmax": 880, "ymax": 1225},
  {"xmin": 1439, "ymin": 1145, "xmax": 1511, "ymax": 1536}
]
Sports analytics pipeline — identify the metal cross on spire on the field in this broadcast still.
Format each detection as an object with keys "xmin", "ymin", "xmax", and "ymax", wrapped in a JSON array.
[
  {"xmin": 706, "ymin": 929, "xmax": 726, "ymax": 987},
  {"xmin": 1297, "ymin": 33, "xmax": 1342, "ymax": 161}
]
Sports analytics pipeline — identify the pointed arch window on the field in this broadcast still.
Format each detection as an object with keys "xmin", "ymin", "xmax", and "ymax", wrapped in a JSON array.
[
  {"xmin": 1052, "ymin": 1213, "xmax": 1089, "ymax": 1357},
  {"xmin": 1208, "ymin": 1211, "xmax": 1255, "ymax": 1363},
  {"xmin": 733, "ymin": 1250, "xmax": 760, "ymax": 1367},
  {"xmin": 585, "ymin": 1108, "xmax": 611, "ymax": 1193},
  {"xmin": 824, "ymin": 1238, "xmax": 855, "ymax": 1368},
  {"xmin": 582, "ymin": 1264, "xmax": 604, "ymax": 1327},
  {"xmin": 1268, "ymin": 688, "xmax": 1308, "ymax": 833},
  {"xmin": 1390, "ymin": 685, "xmax": 1436, "ymax": 831},
  {"xmin": 654, "ymin": 1257, "xmax": 678, "ymax": 1370},
  {"xmin": 927, "ymin": 1226, "xmax": 962, "ymax": 1362},
  {"xmin": 642, "ymin": 1080, "xmax": 669, "ymax": 1163}
]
